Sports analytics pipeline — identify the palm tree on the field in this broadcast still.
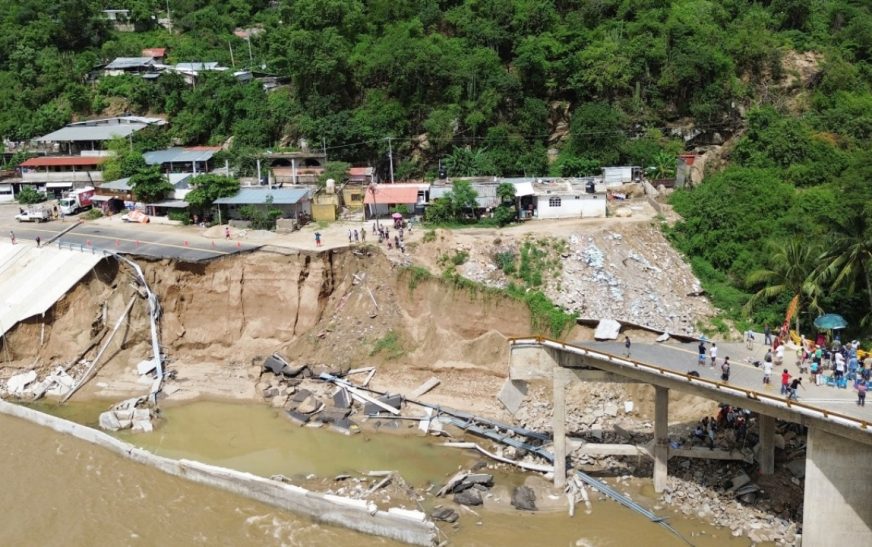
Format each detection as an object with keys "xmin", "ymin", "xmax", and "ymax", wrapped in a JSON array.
[
  {"xmin": 745, "ymin": 240, "xmax": 822, "ymax": 335},
  {"xmin": 815, "ymin": 211, "xmax": 872, "ymax": 326}
]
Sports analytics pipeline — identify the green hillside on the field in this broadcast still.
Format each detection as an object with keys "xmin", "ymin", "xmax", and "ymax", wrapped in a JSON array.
[{"xmin": 2, "ymin": 0, "xmax": 871, "ymax": 333}]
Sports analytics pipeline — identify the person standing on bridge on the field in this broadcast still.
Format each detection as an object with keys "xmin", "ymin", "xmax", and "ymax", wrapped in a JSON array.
[
  {"xmin": 624, "ymin": 335, "xmax": 631, "ymax": 358},
  {"xmin": 9, "ymin": 230, "xmax": 15, "ymax": 245},
  {"xmin": 698, "ymin": 340, "xmax": 706, "ymax": 366},
  {"xmin": 35, "ymin": 236, "xmax": 40, "ymax": 248},
  {"xmin": 781, "ymin": 369, "xmax": 792, "ymax": 395},
  {"xmin": 721, "ymin": 356, "xmax": 731, "ymax": 382},
  {"xmin": 764, "ymin": 323, "xmax": 772, "ymax": 346},
  {"xmin": 857, "ymin": 379, "xmax": 867, "ymax": 407},
  {"xmin": 763, "ymin": 358, "xmax": 773, "ymax": 387},
  {"xmin": 788, "ymin": 377, "xmax": 804, "ymax": 400},
  {"xmin": 709, "ymin": 343, "xmax": 718, "ymax": 369}
]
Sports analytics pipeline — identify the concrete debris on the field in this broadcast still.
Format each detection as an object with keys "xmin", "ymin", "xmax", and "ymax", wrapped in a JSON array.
[
  {"xmin": 511, "ymin": 486, "xmax": 537, "ymax": 511},
  {"xmin": 286, "ymin": 410, "xmax": 310, "ymax": 426},
  {"xmin": 332, "ymin": 388, "xmax": 352, "ymax": 409},
  {"xmin": 364, "ymin": 394, "xmax": 403, "ymax": 416},
  {"xmin": 594, "ymin": 319, "xmax": 621, "ymax": 340},
  {"xmin": 497, "ymin": 379, "xmax": 528, "ymax": 416},
  {"xmin": 6, "ymin": 371, "xmax": 37, "ymax": 396},
  {"xmin": 785, "ymin": 460, "xmax": 806, "ymax": 479},
  {"xmin": 98, "ymin": 397, "xmax": 154, "ymax": 433},
  {"xmin": 137, "ymin": 359, "xmax": 157, "ymax": 375},
  {"xmin": 656, "ymin": 332, "xmax": 670, "ymax": 343},
  {"xmin": 409, "ymin": 377, "xmax": 441, "ymax": 398}
]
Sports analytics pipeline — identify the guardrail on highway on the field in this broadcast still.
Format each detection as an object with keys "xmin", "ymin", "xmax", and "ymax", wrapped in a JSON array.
[{"xmin": 510, "ymin": 336, "xmax": 871, "ymax": 434}]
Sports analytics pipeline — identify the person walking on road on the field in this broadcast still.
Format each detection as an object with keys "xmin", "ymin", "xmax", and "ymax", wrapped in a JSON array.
[
  {"xmin": 709, "ymin": 343, "xmax": 718, "ymax": 369},
  {"xmin": 225, "ymin": 226, "xmax": 231, "ymax": 240},
  {"xmin": 745, "ymin": 329, "xmax": 755, "ymax": 349},
  {"xmin": 857, "ymin": 379, "xmax": 867, "ymax": 407},
  {"xmin": 35, "ymin": 236, "xmax": 41, "ymax": 248},
  {"xmin": 764, "ymin": 324, "xmax": 772, "ymax": 346},
  {"xmin": 698, "ymin": 341, "xmax": 706, "ymax": 366},
  {"xmin": 314, "ymin": 232, "xmax": 322, "ymax": 247},
  {"xmin": 624, "ymin": 336, "xmax": 631, "ymax": 358},
  {"xmin": 9, "ymin": 231, "xmax": 15, "ymax": 245},
  {"xmin": 721, "ymin": 357, "xmax": 731, "ymax": 383}
]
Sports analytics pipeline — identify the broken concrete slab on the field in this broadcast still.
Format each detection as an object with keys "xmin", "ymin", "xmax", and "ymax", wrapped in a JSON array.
[
  {"xmin": 6, "ymin": 370, "xmax": 37, "ymax": 395},
  {"xmin": 132, "ymin": 419, "xmax": 154, "ymax": 433},
  {"xmin": 137, "ymin": 359, "xmax": 157, "ymax": 375},
  {"xmin": 291, "ymin": 389, "xmax": 312, "ymax": 403},
  {"xmin": 329, "ymin": 418, "xmax": 359, "ymax": 435},
  {"xmin": 460, "ymin": 474, "xmax": 494, "ymax": 489},
  {"xmin": 656, "ymin": 332, "xmax": 670, "ymax": 343},
  {"xmin": 497, "ymin": 379, "xmax": 528, "ymax": 416},
  {"xmin": 364, "ymin": 394, "xmax": 403, "ymax": 415},
  {"xmin": 594, "ymin": 319, "xmax": 621, "ymax": 340},
  {"xmin": 98, "ymin": 411, "xmax": 122, "ymax": 432},
  {"xmin": 319, "ymin": 408, "xmax": 352, "ymax": 423},
  {"xmin": 332, "ymin": 388, "xmax": 352, "ymax": 409},
  {"xmin": 410, "ymin": 377, "xmax": 441, "ymax": 398},
  {"xmin": 727, "ymin": 472, "xmax": 752, "ymax": 492},
  {"xmin": 285, "ymin": 410, "xmax": 310, "ymax": 426},
  {"xmin": 262, "ymin": 355, "xmax": 286, "ymax": 375}
]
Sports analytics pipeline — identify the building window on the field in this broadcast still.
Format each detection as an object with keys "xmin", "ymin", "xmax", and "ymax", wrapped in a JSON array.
[
  {"xmin": 350, "ymin": 193, "xmax": 362, "ymax": 202},
  {"xmin": 548, "ymin": 197, "xmax": 561, "ymax": 207}
]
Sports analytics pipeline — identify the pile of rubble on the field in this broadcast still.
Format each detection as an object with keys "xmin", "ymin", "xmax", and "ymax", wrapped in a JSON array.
[
  {"xmin": 453, "ymin": 224, "xmax": 714, "ymax": 334},
  {"xmin": 98, "ymin": 396, "xmax": 156, "ymax": 433},
  {"xmin": 2, "ymin": 367, "xmax": 77, "ymax": 400},
  {"xmin": 256, "ymin": 353, "xmax": 444, "ymax": 436}
]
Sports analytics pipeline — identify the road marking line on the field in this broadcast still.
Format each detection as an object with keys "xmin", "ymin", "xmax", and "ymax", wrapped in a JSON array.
[{"xmin": 45, "ymin": 229, "xmax": 233, "ymax": 255}]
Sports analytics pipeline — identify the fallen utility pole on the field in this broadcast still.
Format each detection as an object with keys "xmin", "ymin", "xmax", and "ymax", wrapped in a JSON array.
[
  {"xmin": 62, "ymin": 295, "xmax": 137, "ymax": 403},
  {"xmin": 107, "ymin": 252, "xmax": 164, "ymax": 404}
]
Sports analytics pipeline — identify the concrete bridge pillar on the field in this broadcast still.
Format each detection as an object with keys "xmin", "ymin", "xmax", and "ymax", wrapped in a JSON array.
[
  {"xmin": 803, "ymin": 427, "xmax": 872, "ymax": 545},
  {"xmin": 552, "ymin": 368, "xmax": 570, "ymax": 487},
  {"xmin": 758, "ymin": 414, "xmax": 775, "ymax": 475},
  {"xmin": 654, "ymin": 386, "xmax": 669, "ymax": 492}
]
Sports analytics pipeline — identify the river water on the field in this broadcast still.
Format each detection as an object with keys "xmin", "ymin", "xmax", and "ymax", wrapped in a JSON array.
[{"xmin": 3, "ymin": 400, "xmax": 753, "ymax": 546}]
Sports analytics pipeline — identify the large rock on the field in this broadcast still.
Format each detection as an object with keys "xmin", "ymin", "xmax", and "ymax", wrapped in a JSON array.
[
  {"xmin": 511, "ymin": 486, "xmax": 537, "ymax": 510},
  {"xmin": 431, "ymin": 507, "xmax": 459, "ymax": 523},
  {"xmin": 594, "ymin": 319, "xmax": 621, "ymax": 340},
  {"xmin": 453, "ymin": 488, "xmax": 483, "ymax": 506}
]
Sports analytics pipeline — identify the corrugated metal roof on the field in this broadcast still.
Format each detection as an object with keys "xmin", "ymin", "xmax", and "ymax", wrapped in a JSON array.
[
  {"xmin": 174, "ymin": 62, "xmax": 222, "ymax": 71},
  {"xmin": 214, "ymin": 187, "xmax": 308, "ymax": 205},
  {"xmin": 363, "ymin": 185, "xmax": 419, "ymax": 205},
  {"xmin": 105, "ymin": 57, "xmax": 155, "ymax": 70},
  {"xmin": 430, "ymin": 183, "xmax": 500, "ymax": 208},
  {"xmin": 144, "ymin": 148, "xmax": 216, "ymax": 165},
  {"xmin": 20, "ymin": 156, "xmax": 107, "ymax": 168},
  {"xmin": 348, "ymin": 167, "xmax": 373, "ymax": 176},
  {"xmin": 38, "ymin": 124, "xmax": 147, "ymax": 142},
  {"xmin": 100, "ymin": 177, "xmax": 132, "ymax": 191}
]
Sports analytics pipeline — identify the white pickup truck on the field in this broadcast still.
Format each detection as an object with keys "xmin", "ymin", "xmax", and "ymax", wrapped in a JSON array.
[{"xmin": 15, "ymin": 208, "xmax": 51, "ymax": 223}]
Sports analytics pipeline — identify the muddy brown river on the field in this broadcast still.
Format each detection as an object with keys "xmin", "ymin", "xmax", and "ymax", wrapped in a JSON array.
[{"xmin": 2, "ymin": 401, "xmax": 753, "ymax": 546}]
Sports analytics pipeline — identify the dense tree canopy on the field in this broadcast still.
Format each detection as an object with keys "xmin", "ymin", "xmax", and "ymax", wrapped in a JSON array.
[{"xmin": 3, "ymin": 0, "xmax": 872, "ymax": 333}]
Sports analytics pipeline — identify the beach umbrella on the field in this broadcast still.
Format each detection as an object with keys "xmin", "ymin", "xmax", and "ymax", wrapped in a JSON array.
[
  {"xmin": 391, "ymin": 212, "xmax": 403, "ymax": 219},
  {"xmin": 813, "ymin": 314, "xmax": 848, "ymax": 330}
]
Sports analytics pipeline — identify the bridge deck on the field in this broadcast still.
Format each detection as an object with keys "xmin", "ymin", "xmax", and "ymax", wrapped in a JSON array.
[{"xmin": 578, "ymin": 339, "xmax": 869, "ymax": 422}]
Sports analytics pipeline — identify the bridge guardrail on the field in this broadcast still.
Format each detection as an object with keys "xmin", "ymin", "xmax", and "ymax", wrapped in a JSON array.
[{"xmin": 510, "ymin": 336, "xmax": 871, "ymax": 433}]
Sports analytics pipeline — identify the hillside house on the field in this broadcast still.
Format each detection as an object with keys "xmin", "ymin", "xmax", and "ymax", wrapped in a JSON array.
[
  {"xmin": 102, "ymin": 9, "xmax": 134, "ymax": 32},
  {"xmin": 36, "ymin": 117, "xmax": 167, "ymax": 155},
  {"xmin": 15, "ymin": 156, "xmax": 107, "ymax": 198},
  {"xmin": 143, "ymin": 147, "xmax": 221, "ymax": 174},
  {"xmin": 104, "ymin": 57, "xmax": 159, "ymax": 77},
  {"xmin": 214, "ymin": 187, "xmax": 311, "ymax": 222},
  {"xmin": 263, "ymin": 151, "xmax": 326, "ymax": 185},
  {"xmin": 364, "ymin": 183, "xmax": 429, "ymax": 219},
  {"xmin": 529, "ymin": 179, "xmax": 606, "ymax": 219}
]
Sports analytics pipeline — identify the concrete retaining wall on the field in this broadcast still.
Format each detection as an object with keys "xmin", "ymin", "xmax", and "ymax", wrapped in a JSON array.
[{"xmin": 0, "ymin": 399, "xmax": 437, "ymax": 546}]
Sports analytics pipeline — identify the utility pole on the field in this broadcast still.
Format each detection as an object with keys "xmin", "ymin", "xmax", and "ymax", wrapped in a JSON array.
[
  {"xmin": 387, "ymin": 137, "xmax": 394, "ymax": 184},
  {"xmin": 166, "ymin": 0, "xmax": 172, "ymax": 34},
  {"xmin": 322, "ymin": 137, "xmax": 327, "ymax": 162},
  {"xmin": 228, "ymin": 42, "xmax": 236, "ymax": 68}
]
